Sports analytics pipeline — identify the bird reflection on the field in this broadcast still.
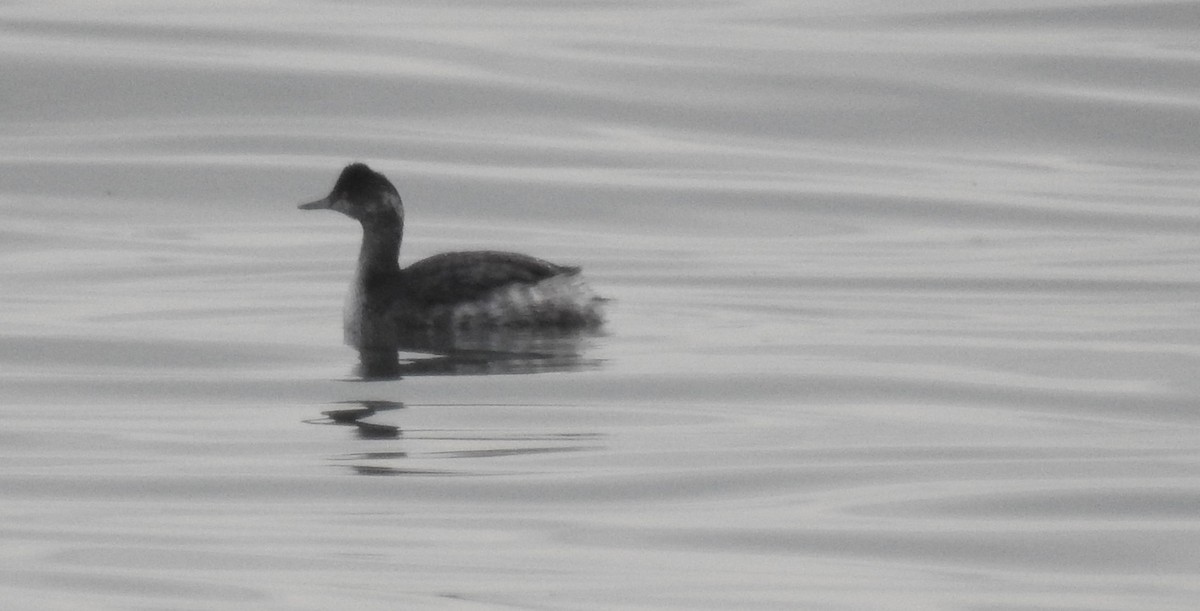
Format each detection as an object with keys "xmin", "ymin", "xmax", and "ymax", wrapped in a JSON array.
[
  {"xmin": 313, "ymin": 399, "xmax": 605, "ymax": 476},
  {"xmin": 314, "ymin": 400, "xmax": 405, "ymax": 439},
  {"xmin": 354, "ymin": 326, "xmax": 603, "ymax": 380},
  {"xmin": 310, "ymin": 329, "xmax": 605, "ymax": 477}
]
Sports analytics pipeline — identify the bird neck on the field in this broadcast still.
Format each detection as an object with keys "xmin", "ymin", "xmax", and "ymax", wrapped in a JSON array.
[{"xmin": 355, "ymin": 210, "xmax": 403, "ymax": 283}]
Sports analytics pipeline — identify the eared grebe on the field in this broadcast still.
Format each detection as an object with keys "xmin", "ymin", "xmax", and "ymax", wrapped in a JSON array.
[{"xmin": 299, "ymin": 163, "xmax": 604, "ymax": 349}]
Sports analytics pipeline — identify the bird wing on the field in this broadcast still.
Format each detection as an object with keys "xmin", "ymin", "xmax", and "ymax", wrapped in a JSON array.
[{"xmin": 401, "ymin": 250, "xmax": 578, "ymax": 305}]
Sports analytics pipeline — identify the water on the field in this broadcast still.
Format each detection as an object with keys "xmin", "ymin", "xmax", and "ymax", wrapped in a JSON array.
[{"xmin": 3, "ymin": 1, "xmax": 1200, "ymax": 609}]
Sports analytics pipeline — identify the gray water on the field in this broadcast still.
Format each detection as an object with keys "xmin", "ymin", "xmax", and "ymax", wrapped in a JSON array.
[{"xmin": 3, "ymin": 1, "xmax": 1200, "ymax": 609}]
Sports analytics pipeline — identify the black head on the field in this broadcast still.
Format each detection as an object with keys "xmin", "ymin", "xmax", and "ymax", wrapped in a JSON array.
[
  {"xmin": 332, "ymin": 163, "xmax": 397, "ymax": 202},
  {"xmin": 299, "ymin": 163, "xmax": 403, "ymax": 221}
]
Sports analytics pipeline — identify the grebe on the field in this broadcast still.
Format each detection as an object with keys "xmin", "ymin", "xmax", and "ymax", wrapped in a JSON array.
[{"xmin": 299, "ymin": 163, "xmax": 604, "ymax": 349}]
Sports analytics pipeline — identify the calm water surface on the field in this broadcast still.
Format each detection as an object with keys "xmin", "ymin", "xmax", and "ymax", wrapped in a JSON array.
[{"xmin": 3, "ymin": 1, "xmax": 1200, "ymax": 609}]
